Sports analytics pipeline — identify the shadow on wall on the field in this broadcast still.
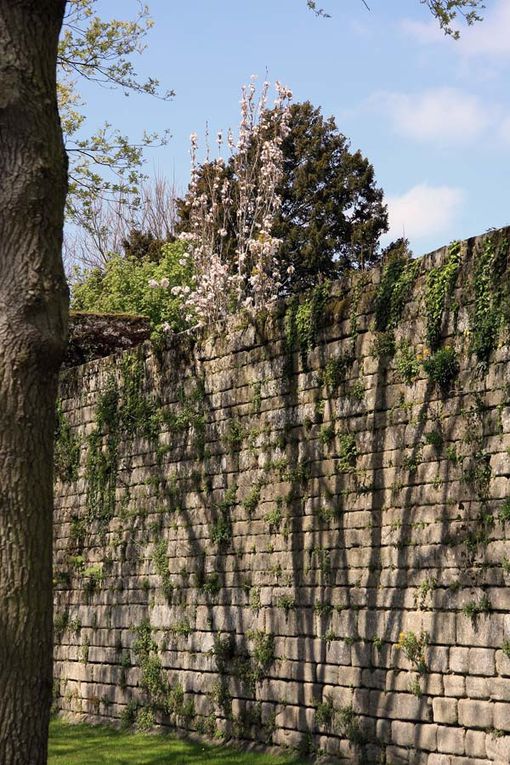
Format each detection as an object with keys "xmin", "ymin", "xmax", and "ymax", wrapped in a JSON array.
[{"xmin": 53, "ymin": 227, "xmax": 510, "ymax": 764}]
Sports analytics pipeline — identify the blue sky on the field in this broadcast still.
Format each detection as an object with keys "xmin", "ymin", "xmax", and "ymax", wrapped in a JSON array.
[{"xmin": 80, "ymin": 0, "xmax": 510, "ymax": 257}]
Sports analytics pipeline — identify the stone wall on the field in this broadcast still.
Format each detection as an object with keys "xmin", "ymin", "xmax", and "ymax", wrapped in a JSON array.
[{"xmin": 54, "ymin": 228, "xmax": 510, "ymax": 764}]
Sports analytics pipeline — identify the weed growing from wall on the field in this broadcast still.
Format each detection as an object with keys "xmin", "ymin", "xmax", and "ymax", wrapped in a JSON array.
[
  {"xmin": 337, "ymin": 433, "xmax": 357, "ymax": 472},
  {"xmin": 423, "ymin": 347, "xmax": 459, "ymax": 392},
  {"xmin": 132, "ymin": 619, "xmax": 194, "ymax": 726},
  {"xmin": 337, "ymin": 705, "xmax": 364, "ymax": 745},
  {"xmin": 314, "ymin": 698, "xmax": 335, "ymax": 730},
  {"xmin": 210, "ymin": 515, "xmax": 232, "ymax": 547},
  {"xmin": 396, "ymin": 630, "xmax": 428, "ymax": 673},
  {"xmin": 164, "ymin": 381, "xmax": 207, "ymax": 458},
  {"xmin": 395, "ymin": 341, "xmax": 420, "ymax": 384},
  {"xmin": 462, "ymin": 594, "xmax": 492, "ymax": 624}
]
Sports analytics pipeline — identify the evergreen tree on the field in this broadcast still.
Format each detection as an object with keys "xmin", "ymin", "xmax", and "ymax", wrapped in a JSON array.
[
  {"xmin": 274, "ymin": 101, "xmax": 388, "ymax": 290},
  {"xmin": 177, "ymin": 101, "xmax": 388, "ymax": 293}
]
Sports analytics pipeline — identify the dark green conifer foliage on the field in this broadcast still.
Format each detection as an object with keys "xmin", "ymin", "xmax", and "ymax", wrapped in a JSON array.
[
  {"xmin": 273, "ymin": 101, "xmax": 388, "ymax": 290},
  {"xmin": 177, "ymin": 101, "xmax": 388, "ymax": 294}
]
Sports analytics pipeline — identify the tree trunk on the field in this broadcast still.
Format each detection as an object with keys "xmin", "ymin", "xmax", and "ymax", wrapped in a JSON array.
[{"xmin": 0, "ymin": 2, "xmax": 68, "ymax": 763}]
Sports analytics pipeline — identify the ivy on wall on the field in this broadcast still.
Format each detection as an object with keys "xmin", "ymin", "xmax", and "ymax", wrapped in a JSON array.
[
  {"xmin": 425, "ymin": 240, "xmax": 461, "ymax": 351},
  {"xmin": 470, "ymin": 232, "xmax": 509, "ymax": 368}
]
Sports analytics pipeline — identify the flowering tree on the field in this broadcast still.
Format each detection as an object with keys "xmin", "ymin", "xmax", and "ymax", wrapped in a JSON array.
[
  {"xmin": 178, "ymin": 100, "xmax": 388, "ymax": 293},
  {"xmin": 175, "ymin": 79, "xmax": 293, "ymax": 326}
]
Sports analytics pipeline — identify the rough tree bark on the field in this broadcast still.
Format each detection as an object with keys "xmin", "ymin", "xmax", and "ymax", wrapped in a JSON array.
[{"xmin": 0, "ymin": 2, "xmax": 68, "ymax": 763}]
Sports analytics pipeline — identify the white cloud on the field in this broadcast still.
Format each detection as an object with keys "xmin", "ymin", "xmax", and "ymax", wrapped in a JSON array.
[
  {"xmin": 385, "ymin": 184, "xmax": 464, "ymax": 241},
  {"xmin": 401, "ymin": 0, "xmax": 510, "ymax": 58},
  {"xmin": 373, "ymin": 87, "xmax": 489, "ymax": 145},
  {"xmin": 499, "ymin": 115, "xmax": 510, "ymax": 145},
  {"xmin": 400, "ymin": 18, "xmax": 443, "ymax": 45}
]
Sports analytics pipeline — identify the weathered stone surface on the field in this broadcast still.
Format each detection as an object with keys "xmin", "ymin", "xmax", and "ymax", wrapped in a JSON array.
[{"xmin": 54, "ymin": 228, "xmax": 510, "ymax": 763}]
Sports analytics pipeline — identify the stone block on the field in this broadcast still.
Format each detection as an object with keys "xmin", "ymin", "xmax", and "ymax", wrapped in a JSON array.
[
  {"xmin": 496, "ymin": 650, "xmax": 510, "ymax": 677},
  {"xmin": 464, "ymin": 729, "xmax": 486, "ymax": 759},
  {"xmin": 392, "ymin": 720, "xmax": 415, "ymax": 747},
  {"xmin": 493, "ymin": 701, "xmax": 510, "ymax": 732},
  {"xmin": 468, "ymin": 648, "xmax": 495, "ymax": 676},
  {"xmin": 485, "ymin": 732, "xmax": 510, "ymax": 761},
  {"xmin": 433, "ymin": 698, "xmax": 458, "ymax": 725},
  {"xmin": 376, "ymin": 716, "xmax": 391, "ymax": 743},
  {"xmin": 370, "ymin": 690, "xmax": 432, "ymax": 722},
  {"xmin": 465, "ymin": 676, "xmax": 490, "ymax": 699},
  {"xmin": 385, "ymin": 745, "xmax": 410, "ymax": 764},
  {"xmin": 443, "ymin": 675, "xmax": 465, "ymax": 698},
  {"xmin": 449, "ymin": 647, "xmax": 469, "ymax": 674},
  {"xmin": 427, "ymin": 755, "xmax": 452, "ymax": 765},
  {"xmin": 490, "ymin": 678, "xmax": 510, "ymax": 702},
  {"xmin": 458, "ymin": 699, "xmax": 493, "ymax": 729},
  {"xmin": 437, "ymin": 726, "xmax": 465, "ymax": 755},
  {"xmin": 456, "ymin": 613, "xmax": 504, "ymax": 648},
  {"xmin": 415, "ymin": 723, "xmax": 438, "ymax": 752}
]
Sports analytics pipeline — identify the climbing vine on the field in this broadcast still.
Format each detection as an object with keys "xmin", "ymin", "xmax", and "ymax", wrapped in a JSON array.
[
  {"xmin": 425, "ymin": 241, "xmax": 461, "ymax": 350},
  {"xmin": 54, "ymin": 402, "xmax": 81, "ymax": 482},
  {"xmin": 470, "ymin": 233, "xmax": 509, "ymax": 368},
  {"xmin": 86, "ymin": 376, "xmax": 120, "ymax": 528},
  {"xmin": 284, "ymin": 282, "xmax": 330, "ymax": 362},
  {"xmin": 374, "ymin": 244, "xmax": 419, "ymax": 333}
]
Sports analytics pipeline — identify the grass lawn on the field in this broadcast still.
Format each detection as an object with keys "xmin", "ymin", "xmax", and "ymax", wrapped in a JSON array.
[{"xmin": 48, "ymin": 720, "xmax": 308, "ymax": 765}]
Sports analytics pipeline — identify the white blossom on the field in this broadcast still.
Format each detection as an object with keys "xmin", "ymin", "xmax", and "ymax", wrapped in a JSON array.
[{"xmin": 179, "ymin": 79, "xmax": 292, "ymax": 326}]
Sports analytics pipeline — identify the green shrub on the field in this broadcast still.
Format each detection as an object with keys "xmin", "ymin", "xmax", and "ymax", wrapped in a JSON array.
[
  {"xmin": 71, "ymin": 240, "xmax": 194, "ymax": 336},
  {"xmin": 395, "ymin": 341, "xmax": 420, "ymax": 384},
  {"xmin": 372, "ymin": 331, "xmax": 395, "ymax": 358},
  {"xmin": 445, "ymin": 444, "xmax": 459, "ymax": 464},
  {"xmin": 210, "ymin": 515, "xmax": 232, "ymax": 546},
  {"xmin": 396, "ymin": 630, "xmax": 428, "ymax": 673},
  {"xmin": 224, "ymin": 420, "xmax": 245, "ymax": 453},
  {"xmin": 135, "ymin": 707, "xmax": 155, "ymax": 732},
  {"xmin": 338, "ymin": 705, "xmax": 364, "ymax": 744},
  {"xmin": 423, "ymin": 346, "xmax": 459, "ymax": 391},
  {"xmin": 424, "ymin": 430, "xmax": 443, "ymax": 451},
  {"xmin": 264, "ymin": 506, "xmax": 282, "ymax": 532},
  {"xmin": 243, "ymin": 483, "xmax": 261, "ymax": 516},
  {"xmin": 276, "ymin": 594, "xmax": 296, "ymax": 613},
  {"xmin": 248, "ymin": 630, "xmax": 275, "ymax": 680},
  {"xmin": 319, "ymin": 423, "xmax": 335, "ymax": 445},
  {"xmin": 120, "ymin": 700, "xmax": 138, "ymax": 729},
  {"xmin": 314, "ymin": 698, "xmax": 335, "ymax": 729}
]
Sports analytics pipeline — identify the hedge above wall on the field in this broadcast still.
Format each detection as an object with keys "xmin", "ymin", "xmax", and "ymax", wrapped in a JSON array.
[{"xmin": 54, "ymin": 228, "xmax": 510, "ymax": 764}]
